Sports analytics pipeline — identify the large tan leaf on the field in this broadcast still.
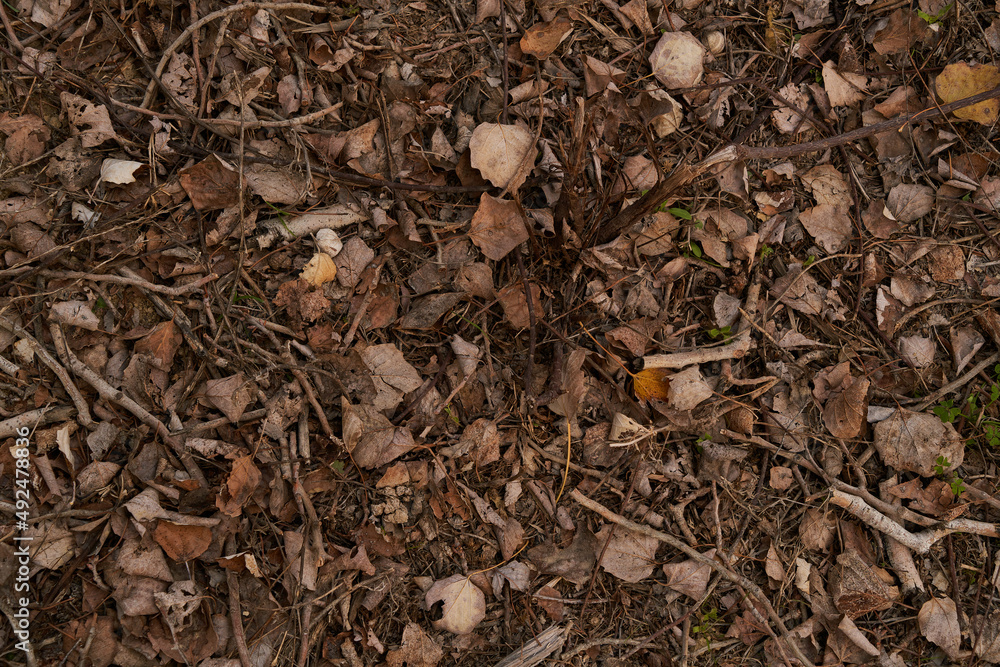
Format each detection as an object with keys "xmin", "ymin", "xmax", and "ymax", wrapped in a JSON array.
[
  {"xmin": 468, "ymin": 123, "xmax": 535, "ymax": 191},
  {"xmin": 918, "ymin": 597, "xmax": 961, "ymax": 659},
  {"xmin": 425, "ymin": 575, "xmax": 486, "ymax": 634},
  {"xmin": 595, "ymin": 526, "xmax": 659, "ymax": 582}
]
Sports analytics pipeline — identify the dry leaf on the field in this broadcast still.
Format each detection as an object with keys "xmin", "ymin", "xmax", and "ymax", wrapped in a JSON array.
[
  {"xmin": 60, "ymin": 92, "xmax": 117, "ymax": 147},
  {"xmin": 951, "ymin": 327, "xmax": 984, "ymax": 374},
  {"xmin": 386, "ymin": 622, "xmax": 444, "ymax": 667},
  {"xmin": 468, "ymin": 123, "xmax": 535, "ymax": 192},
  {"xmin": 135, "ymin": 321, "xmax": 182, "ymax": 370},
  {"xmin": 873, "ymin": 409, "xmax": 964, "ymax": 477},
  {"xmin": 595, "ymin": 525, "xmax": 659, "ymax": 582},
  {"xmin": 823, "ymin": 377, "xmax": 869, "ymax": 439},
  {"xmin": 300, "ymin": 252, "xmax": 338, "ymax": 287},
  {"xmin": 204, "ymin": 373, "xmax": 254, "ymax": 422},
  {"xmin": 799, "ymin": 204, "xmax": 852, "ymax": 253},
  {"xmin": 662, "ymin": 549, "xmax": 715, "ymax": 600},
  {"xmin": 829, "ymin": 550, "xmax": 897, "ymax": 618},
  {"xmin": 886, "ymin": 183, "xmax": 934, "ymax": 222},
  {"xmin": 632, "ymin": 367, "xmax": 671, "ymax": 403},
  {"xmin": 822, "ymin": 61, "xmax": 868, "ymax": 107},
  {"xmin": 648, "ymin": 31, "xmax": 705, "ymax": 89},
  {"xmin": 100, "ymin": 158, "xmax": 144, "ymax": 184},
  {"xmin": 936, "ymin": 62, "xmax": 1000, "ymax": 125},
  {"xmin": 216, "ymin": 456, "xmax": 261, "ymax": 517},
  {"xmin": 341, "ymin": 397, "xmax": 416, "ymax": 468},
  {"xmin": 917, "ymin": 597, "xmax": 961, "ymax": 658},
  {"xmin": 666, "ymin": 365, "xmax": 713, "ymax": 411},
  {"xmin": 528, "ymin": 527, "xmax": 598, "ymax": 585},
  {"xmin": 153, "ymin": 522, "xmax": 213, "ymax": 562},
  {"xmin": 425, "ymin": 575, "xmax": 486, "ymax": 635},
  {"xmin": 520, "ymin": 17, "xmax": 573, "ymax": 58},
  {"xmin": 49, "ymin": 300, "xmax": 100, "ymax": 331},
  {"xmin": 179, "ymin": 155, "xmax": 241, "ymax": 211},
  {"xmin": 469, "ymin": 194, "xmax": 529, "ymax": 261}
]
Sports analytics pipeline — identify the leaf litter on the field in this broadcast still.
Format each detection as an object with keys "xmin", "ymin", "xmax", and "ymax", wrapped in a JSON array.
[{"xmin": 4, "ymin": 0, "xmax": 1000, "ymax": 665}]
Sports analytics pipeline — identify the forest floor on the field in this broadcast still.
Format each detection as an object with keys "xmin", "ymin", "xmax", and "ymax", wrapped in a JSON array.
[{"xmin": 3, "ymin": 0, "xmax": 1000, "ymax": 665}]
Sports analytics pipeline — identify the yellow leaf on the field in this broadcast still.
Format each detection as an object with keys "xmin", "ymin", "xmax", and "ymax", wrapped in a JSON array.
[
  {"xmin": 935, "ymin": 63, "xmax": 1000, "ymax": 126},
  {"xmin": 632, "ymin": 367, "xmax": 671, "ymax": 403}
]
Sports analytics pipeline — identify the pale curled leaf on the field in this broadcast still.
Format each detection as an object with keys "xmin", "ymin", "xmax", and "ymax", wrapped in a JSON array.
[
  {"xmin": 918, "ymin": 597, "xmax": 961, "ymax": 659},
  {"xmin": 425, "ymin": 574, "xmax": 487, "ymax": 634}
]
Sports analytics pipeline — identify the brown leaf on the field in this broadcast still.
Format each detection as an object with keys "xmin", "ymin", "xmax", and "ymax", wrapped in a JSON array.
[
  {"xmin": 386, "ymin": 622, "xmax": 444, "ymax": 667},
  {"xmin": 341, "ymin": 397, "xmax": 416, "ymax": 469},
  {"xmin": 595, "ymin": 525, "xmax": 659, "ymax": 582},
  {"xmin": 936, "ymin": 62, "xmax": 1000, "ymax": 125},
  {"xmin": 496, "ymin": 282, "xmax": 541, "ymax": 329},
  {"xmin": 469, "ymin": 194, "xmax": 530, "ymax": 261},
  {"xmin": 535, "ymin": 585, "xmax": 564, "ymax": 621},
  {"xmin": 179, "ymin": 155, "xmax": 241, "ymax": 211},
  {"xmin": 823, "ymin": 376, "xmax": 869, "ymax": 439},
  {"xmin": 873, "ymin": 409, "xmax": 964, "ymax": 477},
  {"xmin": 871, "ymin": 8, "xmax": 929, "ymax": 56},
  {"xmin": 528, "ymin": 527, "xmax": 598, "ymax": 585},
  {"xmin": 822, "ymin": 61, "xmax": 867, "ymax": 107},
  {"xmin": 662, "ymin": 549, "xmax": 715, "ymax": 600},
  {"xmin": 799, "ymin": 204, "xmax": 852, "ymax": 254},
  {"xmin": 520, "ymin": 17, "xmax": 573, "ymax": 58},
  {"xmin": 60, "ymin": 92, "xmax": 117, "ymax": 147},
  {"xmin": 204, "ymin": 373, "xmax": 254, "ymax": 422},
  {"xmin": 361, "ymin": 343, "xmax": 423, "ymax": 411},
  {"xmin": 425, "ymin": 575, "xmax": 486, "ymax": 635},
  {"xmin": 153, "ymin": 522, "xmax": 213, "ymax": 562},
  {"xmin": 886, "ymin": 183, "xmax": 934, "ymax": 223},
  {"xmin": 135, "ymin": 320, "xmax": 182, "ymax": 370},
  {"xmin": 829, "ymin": 550, "xmax": 897, "ymax": 618},
  {"xmin": 468, "ymin": 123, "xmax": 535, "ymax": 192},
  {"xmin": 216, "ymin": 455, "xmax": 262, "ymax": 517}
]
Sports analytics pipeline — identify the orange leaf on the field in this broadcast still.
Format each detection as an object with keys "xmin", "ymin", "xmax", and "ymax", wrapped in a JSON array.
[{"xmin": 632, "ymin": 367, "xmax": 671, "ymax": 402}]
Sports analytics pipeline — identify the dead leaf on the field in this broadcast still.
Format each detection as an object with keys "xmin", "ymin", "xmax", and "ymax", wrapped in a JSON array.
[
  {"xmin": 916, "ymin": 597, "xmax": 961, "ymax": 658},
  {"xmin": 528, "ymin": 527, "xmax": 598, "ymax": 585},
  {"xmin": 520, "ymin": 17, "xmax": 573, "ymax": 58},
  {"xmin": 662, "ymin": 549, "xmax": 715, "ymax": 600},
  {"xmin": 823, "ymin": 376, "xmax": 869, "ymax": 439},
  {"xmin": 951, "ymin": 327, "xmax": 984, "ymax": 373},
  {"xmin": 341, "ymin": 397, "xmax": 416, "ymax": 468},
  {"xmin": 179, "ymin": 155, "xmax": 241, "ymax": 211},
  {"xmin": 469, "ymin": 194, "xmax": 530, "ymax": 261},
  {"xmin": 468, "ymin": 123, "xmax": 535, "ymax": 192},
  {"xmin": 899, "ymin": 336, "xmax": 936, "ymax": 368},
  {"xmin": 216, "ymin": 456, "xmax": 262, "ymax": 517},
  {"xmin": 595, "ymin": 525, "xmax": 659, "ymax": 582},
  {"xmin": 425, "ymin": 574, "xmax": 486, "ymax": 635},
  {"xmin": 135, "ymin": 320, "xmax": 183, "ymax": 370},
  {"xmin": 822, "ymin": 61, "xmax": 868, "ymax": 107},
  {"xmin": 666, "ymin": 365, "xmax": 713, "ymax": 411},
  {"xmin": 648, "ymin": 31, "xmax": 705, "ymax": 89},
  {"xmin": 60, "ymin": 92, "xmax": 117, "ymax": 147},
  {"xmin": 799, "ymin": 204, "xmax": 852, "ymax": 253},
  {"xmin": 100, "ymin": 158, "xmax": 144, "ymax": 184},
  {"xmin": 386, "ymin": 622, "xmax": 444, "ymax": 667},
  {"xmin": 936, "ymin": 62, "xmax": 1000, "ymax": 125},
  {"xmin": 886, "ymin": 183, "xmax": 934, "ymax": 222},
  {"xmin": 632, "ymin": 367, "xmax": 671, "ymax": 403},
  {"xmin": 204, "ymin": 373, "xmax": 254, "ymax": 422},
  {"xmin": 829, "ymin": 550, "xmax": 897, "ymax": 618},
  {"xmin": 334, "ymin": 237, "xmax": 375, "ymax": 288},
  {"xmin": 49, "ymin": 300, "xmax": 100, "ymax": 331},
  {"xmin": 873, "ymin": 409, "xmax": 964, "ymax": 477},
  {"xmin": 871, "ymin": 8, "xmax": 929, "ymax": 55},
  {"xmin": 153, "ymin": 522, "xmax": 213, "ymax": 562},
  {"xmin": 496, "ymin": 282, "xmax": 542, "ymax": 329}
]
